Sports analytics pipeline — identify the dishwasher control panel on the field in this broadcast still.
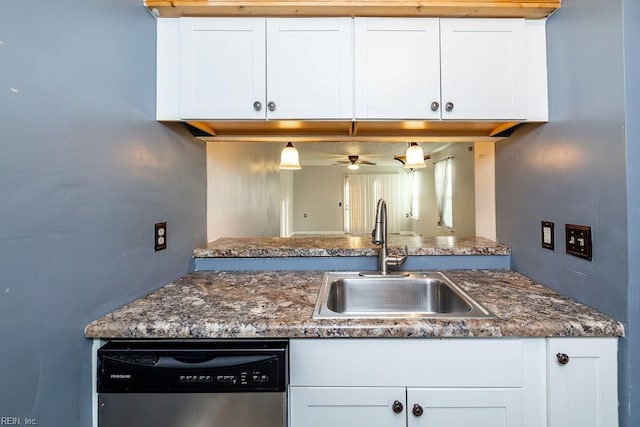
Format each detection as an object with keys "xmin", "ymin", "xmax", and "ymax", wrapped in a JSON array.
[{"xmin": 97, "ymin": 340, "xmax": 288, "ymax": 393}]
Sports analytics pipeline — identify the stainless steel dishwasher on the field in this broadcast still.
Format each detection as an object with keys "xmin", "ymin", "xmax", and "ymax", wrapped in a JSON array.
[{"xmin": 97, "ymin": 340, "xmax": 288, "ymax": 427}]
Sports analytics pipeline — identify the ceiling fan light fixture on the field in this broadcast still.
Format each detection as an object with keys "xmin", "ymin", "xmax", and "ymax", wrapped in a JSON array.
[
  {"xmin": 404, "ymin": 142, "xmax": 427, "ymax": 169},
  {"xmin": 279, "ymin": 142, "xmax": 301, "ymax": 170},
  {"xmin": 347, "ymin": 163, "xmax": 360, "ymax": 170}
]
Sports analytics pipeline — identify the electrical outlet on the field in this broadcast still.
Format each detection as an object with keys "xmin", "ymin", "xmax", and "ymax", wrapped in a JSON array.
[
  {"xmin": 155, "ymin": 222, "xmax": 167, "ymax": 252},
  {"xmin": 565, "ymin": 224, "xmax": 592, "ymax": 260},
  {"xmin": 541, "ymin": 221, "xmax": 554, "ymax": 250}
]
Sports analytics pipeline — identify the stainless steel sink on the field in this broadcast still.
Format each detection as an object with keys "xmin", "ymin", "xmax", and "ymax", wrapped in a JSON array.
[{"xmin": 312, "ymin": 271, "xmax": 493, "ymax": 319}]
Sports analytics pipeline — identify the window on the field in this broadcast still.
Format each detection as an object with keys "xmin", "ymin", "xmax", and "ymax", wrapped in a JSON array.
[{"xmin": 434, "ymin": 157, "xmax": 453, "ymax": 230}]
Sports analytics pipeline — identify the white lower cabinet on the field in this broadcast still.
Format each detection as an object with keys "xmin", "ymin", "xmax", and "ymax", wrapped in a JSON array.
[
  {"xmin": 289, "ymin": 338, "xmax": 618, "ymax": 427},
  {"xmin": 290, "ymin": 387, "xmax": 406, "ymax": 427},
  {"xmin": 408, "ymin": 388, "xmax": 523, "ymax": 427},
  {"xmin": 547, "ymin": 338, "xmax": 618, "ymax": 427},
  {"xmin": 290, "ymin": 387, "xmax": 523, "ymax": 427}
]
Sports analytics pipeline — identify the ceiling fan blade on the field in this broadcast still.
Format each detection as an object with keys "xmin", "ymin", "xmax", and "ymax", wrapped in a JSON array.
[
  {"xmin": 358, "ymin": 160, "xmax": 377, "ymax": 165},
  {"xmin": 331, "ymin": 161, "xmax": 350, "ymax": 166}
]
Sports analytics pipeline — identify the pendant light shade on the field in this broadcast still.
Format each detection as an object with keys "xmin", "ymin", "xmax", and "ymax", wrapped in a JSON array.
[
  {"xmin": 404, "ymin": 142, "xmax": 427, "ymax": 169},
  {"xmin": 279, "ymin": 142, "xmax": 301, "ymax": 170}
]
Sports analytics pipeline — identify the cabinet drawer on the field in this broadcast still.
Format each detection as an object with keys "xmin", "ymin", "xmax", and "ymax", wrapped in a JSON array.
[{"xmin": 290, "ymin": 338, "xmax": 543, "ymax": 387}]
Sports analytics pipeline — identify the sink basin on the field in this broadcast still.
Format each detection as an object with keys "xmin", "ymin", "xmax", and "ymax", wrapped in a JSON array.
[{"xmin": 312, "ymin": 272, "xmax": 493, "ymax": 319}]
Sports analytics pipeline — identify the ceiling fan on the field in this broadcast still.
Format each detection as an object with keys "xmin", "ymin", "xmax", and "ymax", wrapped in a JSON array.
[{"xmin": 331, "ymin": 155, "xmax": 376, "ymax": 170}]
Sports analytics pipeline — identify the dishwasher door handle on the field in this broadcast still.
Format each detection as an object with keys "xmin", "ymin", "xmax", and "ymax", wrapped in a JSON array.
[{"xmin": 155, "ymin": 355, "xmax": 276, "ymax": 369}]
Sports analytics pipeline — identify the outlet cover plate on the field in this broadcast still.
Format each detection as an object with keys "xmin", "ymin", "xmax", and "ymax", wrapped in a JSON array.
[
  {"xmin": 565, "ymin": 223, "xmax": 592, "ymax": 260},
  {"xmin": 155, "ymin": 222, "xmax": 167, "ymax": 252},
  {"xmin": 541, "ymin": 221, "xmax": 554, "ymax": 250}
]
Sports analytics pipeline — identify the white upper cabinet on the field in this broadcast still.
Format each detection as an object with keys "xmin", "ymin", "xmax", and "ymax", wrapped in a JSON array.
[
  {"xmin": 354, "ymin": 18, "xmax": 441, "ymax": 120},
  {"xmin": 179, "ymin": 18, "xmax": 266, "ymax": 120},
  {"xmin": 355, "ymin": 18, "xmax": 530, "ymax": 121},
  {"xmin": 266, "ymin": 18, "xmax": 353, "ymax": 120},
  {"xmin": 178, "ymin": 17, "xmax": 353, "ymax": 120},
  {"xmin": 440, "ymin": 19, "xmax": 526, "ymax": 120},
  {"xmin": 158, "ymin": 17, "xmax": 546, "ymax": 122}
]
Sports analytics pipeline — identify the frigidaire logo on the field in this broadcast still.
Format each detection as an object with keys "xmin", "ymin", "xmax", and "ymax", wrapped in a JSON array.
[{"xmin": 110, "ymin": 374, "xmax": 131, "ymax": 379}]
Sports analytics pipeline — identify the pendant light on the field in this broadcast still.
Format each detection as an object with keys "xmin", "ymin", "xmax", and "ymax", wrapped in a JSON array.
[
  {"xmin": 279, "ymin": 142, "xmax": 301, "ymax": 170},
  {"xmin": 404, "ymin": 142, "xmax": 427, "ymax": 169}
]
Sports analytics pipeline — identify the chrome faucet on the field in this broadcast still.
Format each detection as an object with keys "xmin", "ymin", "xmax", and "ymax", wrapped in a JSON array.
[{"xmin": 371, "ymin": 199, "xmax": 408, "ymax": 275}]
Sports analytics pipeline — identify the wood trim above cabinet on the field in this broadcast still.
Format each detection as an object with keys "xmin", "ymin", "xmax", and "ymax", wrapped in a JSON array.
[
  {"xmin": 184, "ymin": 120, "xmax": 522, "ymax": 142},
  {"xmin": 145, "ymin": 0, "xmax": 560, "ymax": 19}
]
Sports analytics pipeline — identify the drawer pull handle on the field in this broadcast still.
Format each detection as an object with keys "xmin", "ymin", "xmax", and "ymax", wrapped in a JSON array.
[
  {"xmin": 392, "ymin": 400, "xmax": 404, "ymax": 413},
  {"xmin": 412, "ymin": 404, "xmax": 424, "ymax": 417},
  {"xmin": 556, "ymin": 353, "xmax": 570, "ymax": 365}
]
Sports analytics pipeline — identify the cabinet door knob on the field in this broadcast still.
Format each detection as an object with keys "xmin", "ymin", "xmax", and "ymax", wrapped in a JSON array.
[
  {"xmin": 253, "ymin": 101, "xmax": 262, "ymax": 111},
  {"xmin": 556, "ymin": 353, "xmax": 570, "ymax": 365},
  {"xmin": 445, "ymin": 102, "xmax": 454, "ymax": 112},
  {"xmin": 392, "ymin": 400, "xmax": 404, "ymax": 413},
  {"xmin": 267, "ymin": 101, "xmax": 277, "ymax": 111},
  {"xmin": 431, "ymin": 101, "xmax": 440, "ymax": 111},
  {"xmin": 412, "ymin": 404, "xmax": 424, "ymax": 417}
]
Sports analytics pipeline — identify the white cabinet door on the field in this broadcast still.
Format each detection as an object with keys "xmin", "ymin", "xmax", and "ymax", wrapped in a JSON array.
[
  {"xmin": 407, "ymin": 388, "xmax": 524, "ymax": 427},
  {"xmin": 179, "ymin": 18, "xmax": 266, "ymax": 119},
  {"xmin": 354, "ymin": 18, "xmax": 441, "ymax": 120},
  {"xmin": 289, "ymin": 387, "xmax": 406, "ymax": 427},
  {"xmin": 267, "ymin": 18, "xmax": 353, "ymax": 120},
  {"xmin": 547, "ymin": 338, "xmax": 618, "ymax": 427},
  {"xmin": 440, "ymin": 19, "xmax": 526, "ymax": 120}
]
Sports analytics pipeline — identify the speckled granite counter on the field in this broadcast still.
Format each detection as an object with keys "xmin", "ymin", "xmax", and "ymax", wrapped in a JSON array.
[
  {"xmin": 193, "ymin": 236, "xmax": 511, "ymax": 258},
  {"xmin": 85, "ymin": 269, "xmax": 623, "ymax": 339}
]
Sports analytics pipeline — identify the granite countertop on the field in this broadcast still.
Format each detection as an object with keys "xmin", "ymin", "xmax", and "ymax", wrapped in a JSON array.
[
  {"xmin": 85, "ymin": 269, "xmax": 623, "ymax": 339},
  {"xmin": 193, "ymin": 236, "xmax": 511, "ymax": 258}
]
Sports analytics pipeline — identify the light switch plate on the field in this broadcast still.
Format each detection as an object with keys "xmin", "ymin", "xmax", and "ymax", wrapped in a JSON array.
[
  {"xmin": 541, "ymin": 221, "xmax": 554, "ymax": 250},
  {"xmin": 565, "ymin": 224, "xmax": 592, "ymax": 260}
]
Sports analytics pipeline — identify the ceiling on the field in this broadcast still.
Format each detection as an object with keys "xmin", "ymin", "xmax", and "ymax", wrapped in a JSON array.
[{"xmin": 294, "ymin": 141, "xmax": 453, "ymax": 167}]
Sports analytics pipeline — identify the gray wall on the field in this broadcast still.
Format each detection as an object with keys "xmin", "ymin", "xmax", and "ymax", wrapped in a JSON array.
[
  {"xmin": 495, "ymin": 0, "xmax": 632, "ymax": 424},
  {"xmin": 623, "ymin": 0, "xmax": 640, "ymax": 422},
  {"xmin": 0, "ymin": 2, "xmax": 206, "ymax": 426}
]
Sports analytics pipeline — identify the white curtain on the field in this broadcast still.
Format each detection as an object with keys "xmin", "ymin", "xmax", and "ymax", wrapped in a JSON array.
[
  {"xmin": 345, "ymin": 174, "xmax": 399, "ymax": 234},
  {"xmin": 434, "ymin": 158, "xmax": 453, "ymax": 230}
]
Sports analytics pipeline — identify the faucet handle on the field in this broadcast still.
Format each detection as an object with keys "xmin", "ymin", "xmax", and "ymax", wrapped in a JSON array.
[{"xmin": 387, "ymin": 245, "xmax": 409, "ymax": 267}]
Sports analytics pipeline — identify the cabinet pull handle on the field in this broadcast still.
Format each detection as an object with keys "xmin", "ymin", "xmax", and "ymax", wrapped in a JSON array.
[
  {"xmin": 556, "ymin": 353, "xmax": 570, "ymax": 365},
  {"xmin": 253, "ymin": 101, "xmax": 262, "ymax": 111},
  {"xmin": 392, "ymin": 400, "xmax": 404, "ymax": 413},
  {"xmin": 431, "ymin": 101, "xmax": 440, "ymax": 111},
  {"xmin": 267, "ymin": 101, "xmax": 276, "ymax": 111},
  {"xmin": 412, "ymin": 404, "xmax": 424, "ymax": 417},
  {"xmin": 445, "ymin": 102, "xmax": 454, "ymax": 112}
]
